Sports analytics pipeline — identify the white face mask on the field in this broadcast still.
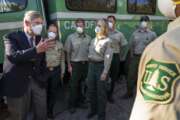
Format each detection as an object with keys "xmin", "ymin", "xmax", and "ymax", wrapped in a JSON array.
[
  {"xmin": 140, "ymin": 21, "xmax": 148, "ymax": 28},
  {"xmin": 48, "ymin": 32, "xmax": 56, "ymax": 39},
  {"xmin": 76, "ymin": 27, "xmax": 84, "ymax": 34},
  {"xmin": 95, "ymin": 26, "xmax": 101, "ymax": 33},
  {"xmin": 108, "ymin": 22, "xmax": 113, "ymax": 29},
  {"xmin": 31, "ymin": 24, "xmax": 43, "ymax": 35},
  {"xmin": 158, "ymin": 0, "xmax": 176, "ymax": 19}
]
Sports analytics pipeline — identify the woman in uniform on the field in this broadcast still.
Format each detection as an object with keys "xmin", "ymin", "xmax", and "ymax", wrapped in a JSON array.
[{"xmin": 87, "ymin": 19, "xmax": 113, "ymax": 120}]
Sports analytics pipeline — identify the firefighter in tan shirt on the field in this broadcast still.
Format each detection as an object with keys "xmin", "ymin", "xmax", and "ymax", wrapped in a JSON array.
[
  {"xmin": 130, "ymin": 0, "xmax": 180, "ymax": 120},
  {"xmin": 46, "ymin": 24, "xmax": 65, "ymax": 118}
]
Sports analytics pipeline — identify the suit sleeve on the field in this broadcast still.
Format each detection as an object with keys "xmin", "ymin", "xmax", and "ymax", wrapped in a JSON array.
[{"xmin": 4, "ymin": 33, "xmax": 38, "ymax": 64}]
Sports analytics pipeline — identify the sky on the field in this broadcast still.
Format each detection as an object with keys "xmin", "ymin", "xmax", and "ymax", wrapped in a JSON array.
[{"xmin": 129, "ymin": 0, "xmax": 150, "ymax": 5}]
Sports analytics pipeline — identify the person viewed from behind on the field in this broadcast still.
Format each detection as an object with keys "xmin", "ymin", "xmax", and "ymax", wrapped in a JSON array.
[
  {"xmin": 65, "ymin": 18, "xmax": 91, "ymax": 113},
  {"xmin": 46, "ymin": 23, "xmax": 65, "ymax": 119},
  {"xmin": 124, "ymin": 16, "xmax": 157, "ymax": 98},
  {"xmin": 87, "ymin": 19, "xmax": 113, "ymax": 120},
  {"xmin": 107, "ymin": 15, "xmax": 128, "ymax": 103},
  {"xmin": 0, "ymin": 11, "xmax": 55, "ymax": 120},
  {"xmin": 130, "ymin": 0, "xmax": 180, "ymax": 119}
]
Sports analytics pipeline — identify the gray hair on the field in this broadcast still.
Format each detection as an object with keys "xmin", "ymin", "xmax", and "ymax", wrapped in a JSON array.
[{"xmin": 23, "ymin": 10, "xmax": 42, "ymax": 22}]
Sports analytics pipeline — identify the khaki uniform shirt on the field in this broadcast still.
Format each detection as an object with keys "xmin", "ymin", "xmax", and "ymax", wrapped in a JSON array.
[
  {"xmin": 130, "ymin": 18, "xmax": 180, "ymax": 120},
  {"xmin": 129, "ymin": 28, "xmax": 157, "ymax": 55},
  {"xmin": 65, "ymin": 32, "xmax": 91, "ymax": 62},
  {"xmin": 88, "ymin": 37, "xmax": 113, "ymax": 74},
  {"xmin": 167, "ymin": 17, "xmax": 180, "ymax": 32},
  {"xmin": 46, "ymin": 41, "xmax": 65, "ymax": 75},
  {"xmin": 108, "ymin": 30, "xmax": 128, "ymax": 54}
]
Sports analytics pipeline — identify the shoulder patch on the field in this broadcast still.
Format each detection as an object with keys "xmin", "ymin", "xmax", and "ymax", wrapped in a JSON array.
[{"xmin": 140, "ymin": 59, "xmax": 180, "ymax": 104}]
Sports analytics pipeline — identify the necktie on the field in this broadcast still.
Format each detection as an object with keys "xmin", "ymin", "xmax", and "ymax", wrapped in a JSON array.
[{"xmin": 29, "ymin": 37, "xmax": 34, "ymax": 47}]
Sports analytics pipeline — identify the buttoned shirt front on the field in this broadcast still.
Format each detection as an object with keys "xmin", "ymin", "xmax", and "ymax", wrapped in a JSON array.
[
  {"xmin": 65, "ymin": 32, "xmax": 91, "ymax": 62},
  {"xmin": 129, "ymin": 28, "xmax": 157, "ymax": 55},
  {"xmin": 46, "ymin": 41, "xmax": 65, "ymax": 74},
  {"xmin": 88, "ymin": 37, "xmax": 113, "ymax": 74},
  {"xmin": 108, "ymin": 30, "xmax": 128, "ymax": 54}
]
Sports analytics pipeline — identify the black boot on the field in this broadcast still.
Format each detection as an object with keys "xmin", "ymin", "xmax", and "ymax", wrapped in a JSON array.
[
  {"xmin": 69, "ymin": 107, "xmax": 76, "ymax": 114},
  {"xmin": 121, "ymin": 92, "xmax": 133, "ymax": 99},
  {"xmin": 108, "ymin": 96, "xmax": 115, "ymax": 103},
  {"xmin": 0, "ymin": 101, "xmax": 10, "ymax": 120},
  {"xmin": 87, "ymin": 112, "xmax": 97, "ymax": 119},
  {"xmin": 47, "ymin": 111, "xmax": 54, "ymax": 119}
]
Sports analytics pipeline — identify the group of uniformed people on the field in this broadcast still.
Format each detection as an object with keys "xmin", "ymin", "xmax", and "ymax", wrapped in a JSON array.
[
  {"xmin": 1, "ymin": 0, "xmax": 180, "ymax": 119},
  {"xmin": 63, "ymin": 15, "xmax": 157, "ymax": 120},
  {"xmin": 0, "ymin": 10, "xmax": 158, "ymax": 120}
]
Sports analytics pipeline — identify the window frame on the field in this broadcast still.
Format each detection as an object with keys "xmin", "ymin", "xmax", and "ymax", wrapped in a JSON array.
[
  {"xmin": 127, "ymin": 0, "xmax": 156, "ymax": 15},
  {"xmin": 65, "ymin": 0, "xmax": 117, "ymax": 13},
  {"xmin": 0, "ymin": 0, "xmax": 28, "ymax": 13}
]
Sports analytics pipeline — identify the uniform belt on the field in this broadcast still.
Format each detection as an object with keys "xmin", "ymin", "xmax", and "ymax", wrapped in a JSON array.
[
  {"xmin": 71, "ymin": 61, "xmax": 88, "ymax": 64},
  {"xmin": 89, "ymin": 60, "xmax": 104, "ymax": 64},
  {"xmin": 113, "ymin": 53, "xmax": 119, "ymax": 55},
  {"xmin": 113, "ymin": 53, "xmax": 120, "ymax": 57},
  {"xmin": 133, "ymin": 54, "xmax": 142, "ymax": 56},
  {"xmin": 48, "ymin": 66, "xmax": 60, "ymax": 71}
]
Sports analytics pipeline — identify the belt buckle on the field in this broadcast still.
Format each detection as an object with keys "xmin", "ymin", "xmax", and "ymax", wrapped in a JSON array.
[
  {"xmin": 49, "ymin": 67, "xmax": 54, "ymax": 71},
  {"xmin": 82, "ymin": 61, "xmax": 87, "ymax": 64}
]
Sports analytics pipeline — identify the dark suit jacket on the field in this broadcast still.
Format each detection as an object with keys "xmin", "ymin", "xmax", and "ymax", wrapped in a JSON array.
[{"xmin": 0, "ymin": 31, "xmax": 48, "ymax": 97}]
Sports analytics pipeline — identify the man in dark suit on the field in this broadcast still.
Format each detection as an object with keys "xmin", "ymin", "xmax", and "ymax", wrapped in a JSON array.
[
  {"xmin": 0, "ymin": 11, "xmax": 55, "ymax": 120},
  {"xmin": 0, "ymin": 70, "xmax": 9, "ymax": 120}
]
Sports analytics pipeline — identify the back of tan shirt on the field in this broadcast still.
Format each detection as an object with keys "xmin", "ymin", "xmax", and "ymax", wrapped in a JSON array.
[{"xmin": 130, "ymin": 22, "xmax": 180, "ymax": 120}]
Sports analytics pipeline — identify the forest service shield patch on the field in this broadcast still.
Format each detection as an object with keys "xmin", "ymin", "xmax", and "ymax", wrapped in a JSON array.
[{"xmin": 140, "ymin": 59, "xmax": 180, "ymax": 104}]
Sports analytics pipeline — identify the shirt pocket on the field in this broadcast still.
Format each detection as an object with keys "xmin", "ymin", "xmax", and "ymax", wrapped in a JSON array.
[
  {"xmin": 95, "ymin": 42, "xmax": 104, "ymax": 54},
  {"xmin": 72, "ymin": 41, "xmax": 81, "ymax": 50}
]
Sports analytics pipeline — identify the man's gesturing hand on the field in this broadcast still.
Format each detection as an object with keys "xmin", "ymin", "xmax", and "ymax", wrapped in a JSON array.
[{"xmin": 36, "ymin": 39, "xmax": 55, "ymax": 53}]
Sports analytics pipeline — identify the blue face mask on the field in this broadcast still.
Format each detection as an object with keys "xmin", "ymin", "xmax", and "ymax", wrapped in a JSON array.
[
  {"xmin": 76, "ymin": 27, "xmax": 84, "ymax": 34},
  {"xmin": 108, "ymin": 22, "xmax": 113, "ymax": 29},
  {"xmin": 95, "ymin": 26, "xmax": 101, "ymax": 33},
  {"xmin": 48, "ymin": 32, "xmax": 56, "ymax": 39},
  {"xmin": 140, "ymin": 21, "xmax": 148, "ymax": 28}
]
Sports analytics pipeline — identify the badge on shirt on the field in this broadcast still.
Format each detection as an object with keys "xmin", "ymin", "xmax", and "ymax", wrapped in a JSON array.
[{"xmin": 140, "ymin": 59, "xmax": 180, "ymax": 104}]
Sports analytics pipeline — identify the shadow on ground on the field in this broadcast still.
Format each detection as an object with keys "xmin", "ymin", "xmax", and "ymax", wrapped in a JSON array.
[
  {"xmin": 1, "ymin": 77, "xmax": 135, "ymax": 120},
  {"xmin": 53, "ymin": 78, "xmax": 135, "ymax": 120}
]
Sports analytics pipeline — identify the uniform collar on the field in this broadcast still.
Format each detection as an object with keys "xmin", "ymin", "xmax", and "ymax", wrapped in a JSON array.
[
  {"xmin": 109, "ymin": 29, "xmax": 118, "ymax": 34},
  {"xmin": 167, "ymin": 16, "xmax": 180, "ymax": 32},
  {"xmin": 96, "ymin": 35, "xmax": 107, "ymax": 40},
  {"xmin": 75, "ymin": 32, "xmax": 86, "ymax": 38},
  {"xmin": 138, "ymin": 28, "xmax": 149, "ymax": 33}
]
